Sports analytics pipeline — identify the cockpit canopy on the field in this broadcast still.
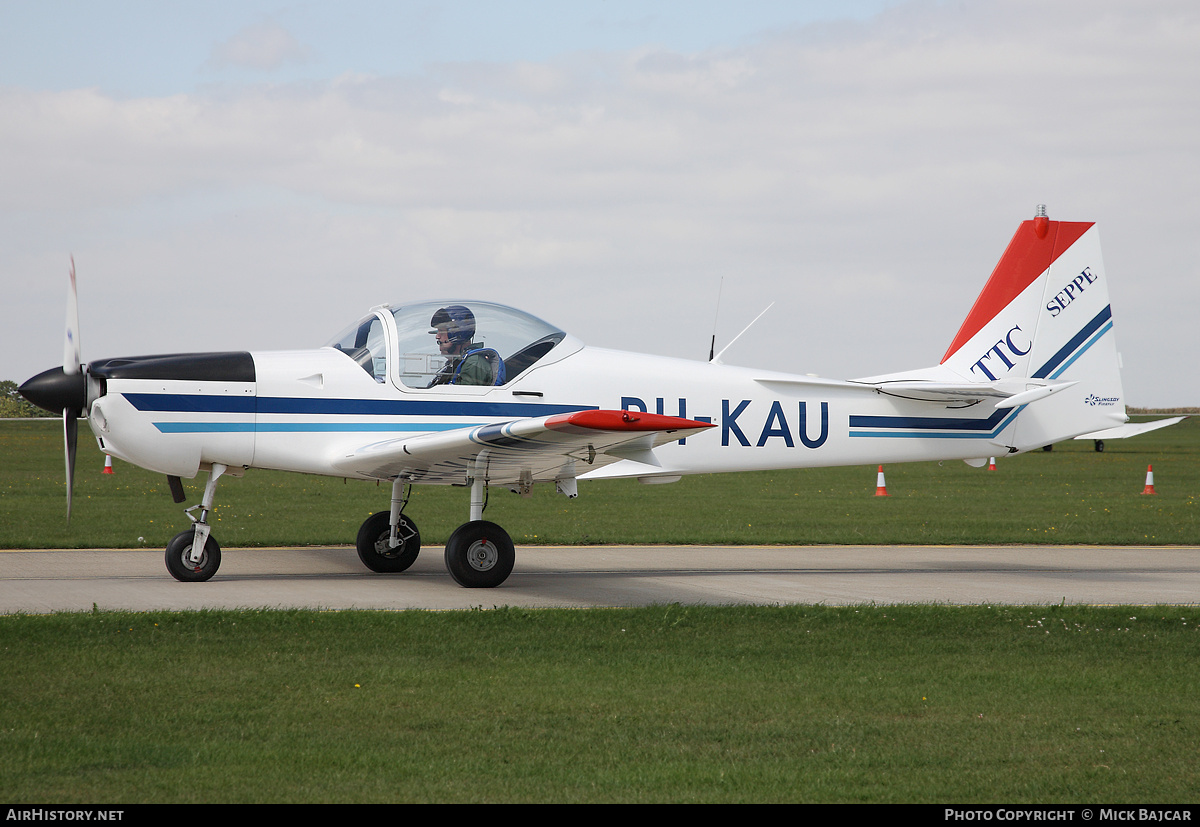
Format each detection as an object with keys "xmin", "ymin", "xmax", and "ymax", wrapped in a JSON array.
[{"xmin": 326, "ymin": 300, "xmax": 566, "ymax": 388}]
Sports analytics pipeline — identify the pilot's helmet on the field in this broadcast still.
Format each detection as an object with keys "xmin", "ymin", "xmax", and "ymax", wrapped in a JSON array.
[{"xmin": 430, "ymin": 305, "xmax": 476, "ymax": 345}]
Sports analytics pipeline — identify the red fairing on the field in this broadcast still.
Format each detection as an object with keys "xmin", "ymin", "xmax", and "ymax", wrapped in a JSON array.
[{"xmin": 546, "ymin": 410, "xmax": 716, "ymax": 433}]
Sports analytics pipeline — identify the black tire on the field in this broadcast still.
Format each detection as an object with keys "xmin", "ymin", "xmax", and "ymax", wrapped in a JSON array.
[
  {"xmin": 356, "ymin": 511, "xmax": 421, "ymax": 573},
  {"xmin": 1094, "ymin": 440, "xmax": 1105, "ymax": 453},
  {"xmin": 444, "ymin": 520, "xmax": 515, "ymax": 588},
  {"xmin": 165, "ymin": 529, "xmax": 221, "ymax": 582}
]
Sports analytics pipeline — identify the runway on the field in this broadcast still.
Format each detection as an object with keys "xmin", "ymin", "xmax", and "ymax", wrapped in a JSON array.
[{"xmin": 2, "ymin": 545, "xmax": 1198, "ymax": 613}]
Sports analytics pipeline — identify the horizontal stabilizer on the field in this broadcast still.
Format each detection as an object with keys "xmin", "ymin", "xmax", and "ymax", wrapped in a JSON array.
[
  {"xmin": 857, "ymin": 378, "xmax": 1077, "ymax": 407},
  {"xmin": 1074, "ymin": 416, "xmax": 1186, "ymax": 441},
  {"xmin": 993, "ymin": 382, "xmax": 1078, "ymax": 409},
  {"xmin": 866, "ymin": 380, "xmax": 1014, "ymax": 403}
]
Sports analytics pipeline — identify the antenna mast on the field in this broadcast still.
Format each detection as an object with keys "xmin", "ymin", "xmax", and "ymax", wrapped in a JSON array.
[{"xmin": 708, "ymin": 277, "xmax": 724, "ymax": 361}]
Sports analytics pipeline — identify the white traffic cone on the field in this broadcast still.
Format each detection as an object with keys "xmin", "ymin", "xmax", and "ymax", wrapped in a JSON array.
[{"xmin": 874, "ymin": 465, "xmax": 890, "ymax": 497}]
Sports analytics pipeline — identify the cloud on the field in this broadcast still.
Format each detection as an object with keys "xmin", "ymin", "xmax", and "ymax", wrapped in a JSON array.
[
  {"xmin": 2, "ymin": 0, "xmax": 1198, "ymax": 406},
  {"xmin": 207, "ymin": 21, "xmax": 314, "ymax": 72}
]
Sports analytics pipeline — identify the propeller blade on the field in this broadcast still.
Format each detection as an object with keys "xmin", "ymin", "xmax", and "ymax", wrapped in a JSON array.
[
  {"xmin": 62, "ymin": 258, "xmax": 83, "ymax": 522},
  {"xmin": 64, "ymin": 408, "xmax": 79, "ymax": 523},
  {"xmin": 64, "ymin": 256, "xmax": 81, "ymax": 374}
]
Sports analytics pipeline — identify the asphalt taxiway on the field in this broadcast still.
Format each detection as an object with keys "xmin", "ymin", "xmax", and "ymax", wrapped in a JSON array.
[{"xmin": 2, "ymin": 545, "xmax": 1198, "ymax": 613}]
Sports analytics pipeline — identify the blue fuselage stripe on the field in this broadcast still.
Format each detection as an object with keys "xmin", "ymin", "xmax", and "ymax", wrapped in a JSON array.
[
  {"xmin": 125, "ymin": 394, "xmax": 256, "ymax": 413},
  {"xmin": 850, "ymin": 407, "xmax": 1009, "ymax": 432},
  {"xmin": 124, "ymin": 393, "xmax": 592, "ymax": 418},
  {"xmin": 122, "ymin": 393, "xmax": 595, "ymax": 435},
  {"xmin": 152, "ymin": 422, "xmax": 480, "ymax": 434},
  {"xmin": 849, "ymin": 407, "xmax": 1023, "ymax": 439}
]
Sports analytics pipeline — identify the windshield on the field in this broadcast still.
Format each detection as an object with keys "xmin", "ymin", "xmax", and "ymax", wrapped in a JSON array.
[
  {"xmin": 326, "ymin": 313, "xmax": 389, "ymax": 382},
  {"xmin": 392, "ymin": 300, "xmax": 565, "ymax": 388}
]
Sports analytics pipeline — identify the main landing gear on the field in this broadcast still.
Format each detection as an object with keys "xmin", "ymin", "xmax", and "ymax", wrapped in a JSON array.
[
  {"xmin": 354, "ymin": 469, "xmax": 516, "ymax": 588},
  {"xmin": 440, "ymin": 463, "xmax": 515, "ymax": 588},
  {"xmin": 443, "ymin": 520, "xmax": 515, "ymax": 588},
  {"xmin": 353, "ymin": 514, "xmax": 515, "ymax": 588},
  {"xmin": 355, "ymin": 479, "xmax": 422, "ymax": 573}
]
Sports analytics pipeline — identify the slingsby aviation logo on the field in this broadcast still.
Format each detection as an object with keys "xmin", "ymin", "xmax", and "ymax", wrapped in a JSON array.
[{"xmin": 1085, "ymin": 394, "xmax": 1120, "ymax": 407}]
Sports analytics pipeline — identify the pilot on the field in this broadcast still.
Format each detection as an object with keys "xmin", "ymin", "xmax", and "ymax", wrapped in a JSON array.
[{"xmin": 429, "ymin": 305, "xmax": 493, "ymax": 386}]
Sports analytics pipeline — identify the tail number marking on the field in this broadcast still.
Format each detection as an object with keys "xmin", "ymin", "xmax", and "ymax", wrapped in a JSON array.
[{"xmin": 622, "ymin": 397, "xmax": 828, "ymax": 449}]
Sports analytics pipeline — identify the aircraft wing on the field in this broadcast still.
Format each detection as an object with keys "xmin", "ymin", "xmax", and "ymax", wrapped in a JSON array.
[
  {"xmin": 330, "ymin": 410, "xmax": 715, "ymax": 485},
  {"xmin": 1074, "ymin": 416, "xmax": 1187, "ymax": 441}
]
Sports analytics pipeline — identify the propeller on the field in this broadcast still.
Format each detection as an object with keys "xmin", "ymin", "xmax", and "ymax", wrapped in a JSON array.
[
  {"xmin": 63, "ymin": 257, "xmax": 82, "ymax": 522},
  {"xmin": 19, "ymin": 258, "xmax": 87, "ymax": 522}
]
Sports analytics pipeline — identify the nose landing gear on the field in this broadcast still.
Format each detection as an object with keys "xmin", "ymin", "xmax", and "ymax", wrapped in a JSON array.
[
  {"xmin": 165, "ymin": 463, "xmax": 226, "ymax": 582},
  {"xmin": 165, "ymin": 529, "xmax": 222, "ymax": 582}
]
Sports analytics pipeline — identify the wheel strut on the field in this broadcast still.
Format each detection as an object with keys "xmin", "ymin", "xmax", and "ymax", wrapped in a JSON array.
[
  {"xmin": 443, "ymin": 451, "xmax": 515, "ymax": 588},
  {"xmin": 184, "ymin": 463, "xmax": 226, "ymax": 565},
  {"xmin": 389, "ymin": 478, "xmax": 412, "ymax": 548}
]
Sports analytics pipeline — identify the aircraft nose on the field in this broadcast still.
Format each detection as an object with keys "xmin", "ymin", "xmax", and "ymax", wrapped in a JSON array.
[{"xmin": 19, "ymin": 366, "xmax": 87, "ymax": 414}]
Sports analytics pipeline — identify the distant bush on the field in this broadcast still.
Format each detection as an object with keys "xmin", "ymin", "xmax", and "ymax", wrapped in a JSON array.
[{"xmin": 0, "ymin": 380, "xmax": 42, "ymax": 418}]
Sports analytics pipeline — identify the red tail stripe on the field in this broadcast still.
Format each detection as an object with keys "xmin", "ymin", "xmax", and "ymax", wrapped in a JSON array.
[{"xmin": 941, "ymin": 220, "xmax": 1093, "ymax": 363}]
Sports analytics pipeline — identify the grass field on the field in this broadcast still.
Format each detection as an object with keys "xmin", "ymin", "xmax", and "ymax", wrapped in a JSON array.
[
  {"xmin": 1, "ymin": 416, "xmax": 1196, "ymax": 549},
  {"xmin": 2, "ymin": 605, "xmax": 1198, "ymax": 803},
  {"xmin": 1, "ymin": 417, "xmax": 1197, "ymax": 803}
]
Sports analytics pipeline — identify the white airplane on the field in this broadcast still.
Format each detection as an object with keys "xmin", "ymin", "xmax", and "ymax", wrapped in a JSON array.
[{"xmin": 18, "ymin": 208, "xmax": 1174, "ymax": 587}]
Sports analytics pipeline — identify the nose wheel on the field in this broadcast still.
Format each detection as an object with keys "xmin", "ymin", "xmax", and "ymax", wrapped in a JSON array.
[
  {"xmin": 165, "ymin": 530, "xmax": 221, "ymax": 582},
  {"xmin": 166, "ymin": 463, "xmax": 225, "ymax": 582}
]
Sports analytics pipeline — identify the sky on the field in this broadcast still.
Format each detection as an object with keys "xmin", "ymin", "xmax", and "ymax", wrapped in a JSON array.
[{"xmin": 2, "ymin": 0, "xmax": 1197, "ymax": 407}]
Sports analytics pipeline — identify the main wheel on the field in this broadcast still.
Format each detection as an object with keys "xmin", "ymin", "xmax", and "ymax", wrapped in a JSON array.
[
  {"xmin": 165, "ymin": 529, "xmax": 221, "ymax": 582},
  {"xmin": 444, "ymin": 520, "xmax": 515, "ymax": 588},
  {"xmin": 356, "ymin": 511, "xmax": 421, "ymax": 573}
]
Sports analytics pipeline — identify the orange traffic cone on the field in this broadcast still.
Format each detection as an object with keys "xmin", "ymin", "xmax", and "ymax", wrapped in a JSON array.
[
  {"xmin": 1141, "ymin": 464, "xmax": 1156, "ymax": 495},
  {"xmin": 874, "ymin": 465, "xmax": 890, "ymax": 497},
  {"xmin": 988, "ymin": 457, "xmax": 996, "ymax": 471},
  {"xmin": 102, "ymin": 455, "xmax": 114, "ymax": 475}
]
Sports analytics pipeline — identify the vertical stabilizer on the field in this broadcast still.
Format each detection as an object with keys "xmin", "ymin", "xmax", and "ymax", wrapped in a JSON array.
[{"xmin": 940, "ymin": 208, "xmax": 1127, "ymax": 451}]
